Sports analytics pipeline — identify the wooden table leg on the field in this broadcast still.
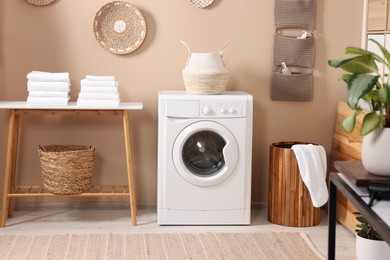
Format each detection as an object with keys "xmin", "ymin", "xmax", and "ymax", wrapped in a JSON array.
[
  {"xmin": 8, "ymin": 113, "xmax": 20, "ymax": 218},
  {"xmin": 1, "ymin": 110, "xmax": 17, "ymax": 227},
  {"xmin": 123, "ymin": 110, "xmax": 137, "ymax": 226}
]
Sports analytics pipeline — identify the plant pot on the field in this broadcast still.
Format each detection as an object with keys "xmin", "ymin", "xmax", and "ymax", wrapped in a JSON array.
[
  {"xmin": 362, "ymin": 128, "xmax": 390, "ymax": 176},
  {"xmin": 356, "ymin": 234, "xmax": 390, "ymax": 260}
]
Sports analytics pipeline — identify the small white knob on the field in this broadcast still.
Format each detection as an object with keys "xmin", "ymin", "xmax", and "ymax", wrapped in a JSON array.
[
  {"xmin": 221, "ymin": 108, "xmax": 227, "ymax": 114},
  {"xmin": 203, "ymin": 106, "xmax": 212, "ymax": 116},
  {"xmin": 228, "ymin": 108, "xmax": 235, "ymax": 114}
]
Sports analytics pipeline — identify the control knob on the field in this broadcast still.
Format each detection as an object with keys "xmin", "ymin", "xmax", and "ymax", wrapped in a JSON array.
[{"xmin": 202, "ymin": 106, "xmax": 213, "ymax": 116}]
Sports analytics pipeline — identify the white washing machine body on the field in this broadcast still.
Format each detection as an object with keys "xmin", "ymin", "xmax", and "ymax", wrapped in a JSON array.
[{"xmin": 157, "ymin": 91, "xmax": 253, "ymax": 225}]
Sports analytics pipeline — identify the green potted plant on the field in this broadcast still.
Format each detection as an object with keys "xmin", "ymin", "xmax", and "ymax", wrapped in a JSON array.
[
  {"xmin": 353, "ymin": 212, "xmax": 389, "ymax": 260},
  {"xmin": 329, "ymin": 39, "xmax": 390, "ymax": 176}
]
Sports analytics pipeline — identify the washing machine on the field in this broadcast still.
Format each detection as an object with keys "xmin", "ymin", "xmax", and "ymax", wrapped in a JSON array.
[{"xmin": 157, "ymin": 91, "xmax": 253, "ymax": 225}]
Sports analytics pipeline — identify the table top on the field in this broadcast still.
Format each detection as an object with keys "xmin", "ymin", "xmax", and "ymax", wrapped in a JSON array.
[
  {"xmin": 0, "ymin": 101, "xmax": 143, "ymax": 110},
  {"xmin": 334, "ymin": 160, "xmax": 390, "ymax": 187}
]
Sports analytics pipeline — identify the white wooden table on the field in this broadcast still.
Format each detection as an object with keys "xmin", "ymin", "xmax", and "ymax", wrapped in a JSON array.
[{"xmin": 0, "ymin": 101, "xmax": 143, "ymax": 227}]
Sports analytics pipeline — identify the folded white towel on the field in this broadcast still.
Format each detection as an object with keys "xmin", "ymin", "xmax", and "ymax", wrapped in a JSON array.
[
  {"xmin": 28, "ymin": 91, "xmax": 69, "ymax": 98},
  {"xmin": 291, "ymin": 144, "xmax": 328, "ymax": 208},
  {"xmin": 27, "ymin": 96, "xmax": 70, "ymax": 106},
  {"xmin": 27, "ymin": 71, "xmax": 70, "ymax": 82},
  {"xmin": 27, "ymin": 81, "xmax": 71, "ymax": 92},
  {"xmin": 80, "ymin": 86, "xmax": 118, "ymax": 94},
  {"xmin": 80, "ymin": 79, "xmax": 117, "ymax": 88},
  {"xmin": 78, "ymin": 93, "xmax": 120, "ymax": 100},
  {"xmin": 77, "ymin": 99, "xmax": 120, "ymax": 107},
  {"xmin": 86, "ymin": 75, "xmax": 116, "ymax": 81}
]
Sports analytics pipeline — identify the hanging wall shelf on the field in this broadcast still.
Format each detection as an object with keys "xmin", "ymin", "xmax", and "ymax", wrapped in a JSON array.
[{"xmin": 271, "ymin": 0, "xmax": 317, "ymax": 102}]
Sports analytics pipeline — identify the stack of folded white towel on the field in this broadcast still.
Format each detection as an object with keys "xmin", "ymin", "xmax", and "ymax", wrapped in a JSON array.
[
  {"xmin": 77, "ymin": 75, "xmax": 120, "ymax": 107},
  {"xmin": 26, "ymin": 71, "xmax": 70, "ymax": 106}
]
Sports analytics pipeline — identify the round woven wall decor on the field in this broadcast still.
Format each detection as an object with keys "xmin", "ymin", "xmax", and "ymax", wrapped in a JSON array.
[
  {"xmin": 190, "ymin": 0, "xmax": 215, "ymax": 8},
  {"xmin": 25, "ymin": 0, "xmax": 56, "ymax": 6},
  {"xmin": 93, "ymin": 1, "xmax": 147, "ymax": 55}
]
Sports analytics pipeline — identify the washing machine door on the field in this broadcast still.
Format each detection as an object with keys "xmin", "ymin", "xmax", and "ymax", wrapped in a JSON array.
[{"xmin": 173, "ymin": 121, "xmax": 239, "ymax": 187}]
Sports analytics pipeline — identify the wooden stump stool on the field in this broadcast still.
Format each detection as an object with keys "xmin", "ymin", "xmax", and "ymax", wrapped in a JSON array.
[{"xmin": 268, "ymin": 141, "xmax": 320, "ymax": 227}]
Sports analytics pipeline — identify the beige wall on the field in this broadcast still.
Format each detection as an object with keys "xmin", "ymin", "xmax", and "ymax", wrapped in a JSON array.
[{"xmin": 0, "ymin": 0, "xmax": 364, "ymax": 204}]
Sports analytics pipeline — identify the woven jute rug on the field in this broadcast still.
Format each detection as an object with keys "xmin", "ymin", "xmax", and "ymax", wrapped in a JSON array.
[{"xmin": 0, "ymin": 232, "xmax": 325, "ymax": 260}]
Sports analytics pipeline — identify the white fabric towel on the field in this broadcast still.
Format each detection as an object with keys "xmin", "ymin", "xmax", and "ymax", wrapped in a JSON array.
[
  {"xmin": 77, "ymin": 99, "xmax": 120, "ymax": 107},
  {"xmin": 80, "ymin": 79, "xmax": 117, "ymax": 88},
  {"xmin": 27, "ymin": 96, "xmax": 69, "ymax": 106},
  {"xmin": 86, "ymin": 75, "xmax": 116, "ymax": 81},
  {"xmin": 28, "ymin": 91, "xmax": 69, "ymax": 98},
  {"xmin": 80, "ymin": 87, "xmax": 118, "ymax": 94},
  {"xmin": 27, "ymin": 71, "xmax": 70, "ymax": 82},
  {"xmin": 291, "ymin": 144, "xmax": 328, "ymax": 208},
  {"xmin": 27, "ymin": 81, "xmax": 70, "ymax": 92},
  {"xmin": 78, "ymin": 93, "xmax": 120, "ymax": 100}
]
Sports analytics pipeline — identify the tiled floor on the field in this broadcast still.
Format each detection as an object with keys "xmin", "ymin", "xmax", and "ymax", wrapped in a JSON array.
[{"xmin": 0, "ymin": 205, "xmax": 356, "ymax": 259}]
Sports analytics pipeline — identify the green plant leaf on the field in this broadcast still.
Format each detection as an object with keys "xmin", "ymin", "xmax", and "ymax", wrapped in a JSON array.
[
  {"xmin": 341, "ymin": 74, "xmax": 352, "ymax": 83},
  {"xmin": 369, "ymin": 38, "xmax": 390, "ymax": 66},
  {"xmin": 361, "ymin": 112, "xmax": 382, "ymax": 136},
  {"xmin": 347, "ymin": 73, "xmax": 379, "ymax": 109},
  {"xmin": 328, "ymin": 55, "xmax": 378, "ymax": 73},
  {"xmin": 346, "ymin": 45, "xmax": 386, "ymax": 65},
  {"xmin": 341, "ymin": 113, "xmax": 356, "ymax": 133},
  {"xmin": 378, "ymin": 86, "xmax": 388, "ymax": 102}
]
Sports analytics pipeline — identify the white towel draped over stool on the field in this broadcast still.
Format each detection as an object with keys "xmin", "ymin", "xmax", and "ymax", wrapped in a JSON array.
[{"xmin": 291, "ymin": 144, "xmax": 328, "ymax": 208}]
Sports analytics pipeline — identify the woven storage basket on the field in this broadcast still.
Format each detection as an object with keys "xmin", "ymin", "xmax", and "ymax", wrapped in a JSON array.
[
  {"xmin": 25, "ymin": 0, "xmax": 56, "ymax": 6},
  {"xmin": 39, "ymin": 145, "xmax": 95, "ymax": 195},
  {"xmin": 183, "ymin": 72, "xmax": 229, "ymax": 95}
]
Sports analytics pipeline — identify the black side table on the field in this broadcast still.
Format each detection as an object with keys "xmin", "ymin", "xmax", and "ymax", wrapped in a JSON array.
[{"xmin": 328, "ymin": 167, "xmax": 390, "ymax": 260}]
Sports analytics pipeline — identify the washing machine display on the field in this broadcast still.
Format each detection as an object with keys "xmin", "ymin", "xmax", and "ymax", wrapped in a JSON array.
[{"xmin": 158, "ymin": 91, "xmax": 253, "ymax": 225}]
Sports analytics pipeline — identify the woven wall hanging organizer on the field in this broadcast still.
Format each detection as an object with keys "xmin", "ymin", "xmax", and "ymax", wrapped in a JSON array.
[
  {"xmin": 271, "ymin": 0, "xmax": 317, "ymax": 102},
  {"xmin": 190, "ymin": 0, "xmax": 215, "ymax": 8},
  {"xmin": 93, "ymin": 1, "xmax": 147, "ymax": 55},
  {"xmin": 24, "ymin": 0, "xmax": 56, "ymax": 6}
]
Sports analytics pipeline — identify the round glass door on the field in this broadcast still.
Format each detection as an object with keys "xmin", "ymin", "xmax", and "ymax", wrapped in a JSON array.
[
  {"xmin": 182, "ymin": 130, "xmax": 226, "ymax": 177},
  {"xmin": 173, "ymin": 121, "xmax": 239, "ymax": 187}
]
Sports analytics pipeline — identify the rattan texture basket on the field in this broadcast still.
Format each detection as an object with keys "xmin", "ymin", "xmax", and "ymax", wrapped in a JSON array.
[
  {"xmin": 182, "ymin": 72, "xmax": 229, "ymax": 95},
  {"xmin": 39, "ymin": 145, "xmax": 95, "ymax": 195},
  {"xmin": 25, "ymin": 0, "xmax": 56, "ymax": 6},
  {"xmin": 93, "ymin": 1, "xmax": 147, "ymax": 55},
  {"xmin": 190, "ymin": 0, "xmax": 215, "ymax": 8}
]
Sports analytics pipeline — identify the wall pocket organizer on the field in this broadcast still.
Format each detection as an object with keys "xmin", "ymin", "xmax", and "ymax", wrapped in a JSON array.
[{"xmin": 271, "ymin": 0, "xmax": 317, "ymax": 102}]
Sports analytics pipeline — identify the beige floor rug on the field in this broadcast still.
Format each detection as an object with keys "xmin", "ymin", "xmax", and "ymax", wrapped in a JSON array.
[{"xmin": 0, "ymin": 232, "xmax": 325, "ymax": 260}]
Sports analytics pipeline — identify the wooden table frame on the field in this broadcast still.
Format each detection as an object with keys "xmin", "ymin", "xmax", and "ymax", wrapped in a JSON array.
[{"xmin": 0, "ymin": 102, "xmax": 143, "ymax": 227}]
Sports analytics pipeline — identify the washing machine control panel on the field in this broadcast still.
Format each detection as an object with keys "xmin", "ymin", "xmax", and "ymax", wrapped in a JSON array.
[{"xmin": 200, "ymin": 101, "xmax": 245, "ymax": 117}]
